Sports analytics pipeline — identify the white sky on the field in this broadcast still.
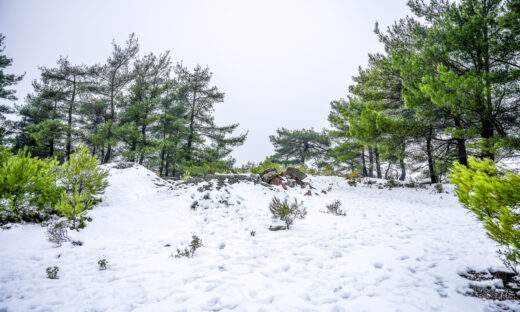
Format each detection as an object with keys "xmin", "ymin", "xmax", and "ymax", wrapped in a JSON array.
[{"xmin": 0, "ymin": 0, "xmax": 411, "ymax": 165}]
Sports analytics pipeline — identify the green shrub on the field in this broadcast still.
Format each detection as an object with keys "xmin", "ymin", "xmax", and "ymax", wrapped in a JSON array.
[
  {"xmin": 450, "ymin": 157, "xmax": 520, "ymax": 272},
  {"xmin": 57, "ymin": 145, "xmax": 108, "ymax": 230},
  {"xmin": 47, "ymin": 220, "xmax": 70, "ymax": 246},
  {"xmin": 98, "ymin": 258, "xmax": 108, "ymax": 270},
  {"xmin": 175, "ymin": 235, "xmax": 203, "ymax": 258},
  {"xmin": 251, "ymin": 159, "xmax": 283, "ymax": 174},
  {"xmin": 0, "ymin": 147, "xmax": 62, "ymax": 224},
  {"xmin": 46, "ymin": 266, "xmax": 59, "ymax": 279},
  {"xmin": 325, "ymin": 200, "xmax": 345, "ymax": 216},
  {"xmin": 434, "ymin": 183, "xmax": 444, "ymax": 193},
  {"xmin": 269, "ymin": 196, "xmax": 306, "ymax": 229},
  {"xmin": 181, "ymin": 160, "xmax": 232, "ymax": 177}
]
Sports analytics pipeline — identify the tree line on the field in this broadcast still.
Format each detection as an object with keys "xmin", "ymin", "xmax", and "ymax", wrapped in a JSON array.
[
  {"xmin": 0, "ymin": 33, "xmax": 246, "ymax": 177},
  {"xmin": 269, "ymin": 0, "xmax": 520, "ymax": 183}
]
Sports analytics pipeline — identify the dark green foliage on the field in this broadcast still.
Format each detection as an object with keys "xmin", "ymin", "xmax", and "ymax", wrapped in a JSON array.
[
  {"xmin": 175, "ymin": 235, "xmax": 203, "ymax": 258},
  {"xmin": 250, "ymin": 230, "xmax": 256, "ymax": 237},
  {"xmin": 269, "ymin": 196, "xmax": 307, "ymax": 230},
  {"xmin": 0, "ymin": 34, "xmax": 24, "ymax": 144},
  {"xmin": 450, "ymin": 157, "xmax": 520, "ymax": 272},
  {"xmin": 269, "ymin": 128, "xmax": 330, "ymax": 165},
  {"xmin": 46, "ymin": 266, "xmax": 59, "ymax": 279}
]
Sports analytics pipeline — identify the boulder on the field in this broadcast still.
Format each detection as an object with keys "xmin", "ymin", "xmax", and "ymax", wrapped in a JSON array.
[
  {"xmin": 286, "ymin": 167, "xmax": 307, "ymax": 181},
  {"xmin": 261, "ymin": 171, "xmax": 279, "ymax": 183}
]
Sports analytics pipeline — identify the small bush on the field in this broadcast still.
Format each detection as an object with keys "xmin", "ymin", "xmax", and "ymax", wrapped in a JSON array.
[
  {"xmin": 269, "ymin": 196, "xmax": 306, "ymax": 230},
  {"xmin": 326, "ymin": 200, "xmax": 346, "ymax": 216},
  {"xmin": 434, "ymin": 183, "xmax": 444, "ymax": 193},
  {"xmin": 57, "ymin": 145, "xmax": 109, "ymax": 230},
  {"xmin": 98, "ymin": 258, "xmax": 108, "ymax": 270},
  {"xmin": 347, "ymin": 170, "xmax": 359, "ymax": 180},
  {"xmin": 450, "ymin": 157, "xmax": 520, "ymax": 273},
  {"xmin": 250, "ymin": 230, "xmax": 256, "ymax": 236},
  {"xmin": 175, "ymin": 235, "xmax": 203, "ymax": 258},
  {"xmin": 46, "ymin": 266, "xmax": 59, "ymax": 279},
  {"xmin": 47, "ymin": 220, "xmax": 70, "ymax": 246},
  {"xmin": 251, "ymin": 159, "xmax": 283, "ymax": 174},
  {"xmin": 347, "ymin": 179, "xmax": 357, "ymax": 187}
]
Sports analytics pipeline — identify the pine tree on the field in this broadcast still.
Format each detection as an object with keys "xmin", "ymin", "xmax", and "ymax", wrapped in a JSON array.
[
  {"xmin": 0, "ymin": 34, "xmax": 24, "ymax": 144},
  {"xmin": 91, "ymin": 34, "xmax": 139, "ymax": 163},
  {"xmin": 39, "ymin": 57, "xmax": 89, "ymax": 158},
  {"xmin": 269, "ymin": 128, "xmax": 331, "ymax": 165},
  {"xmin": 175, "ymin": 64, "xmax": 246, "ymax": 167}
]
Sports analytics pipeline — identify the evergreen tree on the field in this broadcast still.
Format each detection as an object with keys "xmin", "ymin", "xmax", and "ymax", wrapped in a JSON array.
[
  {"xmin": 175, "ymin": 64, "xmax": 246, "ymax": 166},
  {"xmin": 91, "ymin": 34, "xmax": 139, "ymax": 163},
  {"xmin": 269, "ymin": 128, "xmax": 331, "ymax": 165},
  {"xmin": 0, "ymin": 34, "xmax": 24, "ymax": 144},
  {"xmin": 39, "ymin": 57, "xmax": 89, "ymax": 158}
]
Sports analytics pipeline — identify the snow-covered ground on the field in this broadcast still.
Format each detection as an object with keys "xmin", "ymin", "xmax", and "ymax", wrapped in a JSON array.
[{"xmin": 0, "ymin": 164, "xmax": 518, "ymax": 311}]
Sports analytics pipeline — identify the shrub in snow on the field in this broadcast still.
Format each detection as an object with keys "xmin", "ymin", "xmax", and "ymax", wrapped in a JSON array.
[
  {"xmin": 57, "ymin": 145, "xmax": 109, "ymax": 230},
  {"xmin": 0, "ymin": 146, "xmax": 62, "ymax": 225},
  {"xmin": 450, "ymin": 157, "xmax": 520, "ymax": 273},
  {"xmin": 175, "ymin": 235, "xmax": 203, "ymax": 258},
  {"xmin": 250, "ymin": 230, "xmax": 256, "ymax": 237},
  {"xmin": 47, "ymin": 220, "xmax": 70, "ymax": 246},
  {"xmin": 434, "ymin": 183, "xmax": 444, "ymax": 193},
  {"xmin": 269, "ymin": 196, "xmax": 306, "ymax": 230},
  {"xmin": 98, "ymin": 258, "xmax": 108, "ymax": 270},
  {"xmin": 325, "ymin": 200, "xmax": 345, "ymax": 216},
  {"xmin": 46, "ymin": 266, "xmax": 59, "ymax": 279}
]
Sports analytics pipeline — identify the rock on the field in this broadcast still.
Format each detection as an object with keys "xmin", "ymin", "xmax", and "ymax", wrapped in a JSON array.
[
  {"xmin": 286, "ymin": 167, "xmax": 307, "ymax": 181},
  {"xmin": 287, "ymin": 180, "xmax": 296, "ymax": 188},
  {"xmin": 304, "ymin": 190, "xmax": 312, "ymax": 196},
  {"xmin": 191, "ymin": 200, "xmax": 199, "ymax": 209},
  {"xmin": 270, "ymin": 177, "xmax": 283, "ymax": 186},
  {"xmin": 321, "ymin": 190, "xmax": 327, "ymax": 194},
  {"xmin": 261, "ymin": 170, "xmax": 279, "ymax": 183}
]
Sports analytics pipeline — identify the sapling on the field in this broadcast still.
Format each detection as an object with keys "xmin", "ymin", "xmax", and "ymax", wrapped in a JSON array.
[{"xmin": 269, "ymin": 196, "xmax": 306, "ymax": 230}]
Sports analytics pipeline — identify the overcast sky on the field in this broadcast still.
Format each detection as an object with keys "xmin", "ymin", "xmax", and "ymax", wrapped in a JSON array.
[{"xmin": 0, "ymin": 0, "xmax": 411, "ymax": 165}]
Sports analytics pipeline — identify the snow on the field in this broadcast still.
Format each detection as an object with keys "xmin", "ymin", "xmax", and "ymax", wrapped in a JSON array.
[{"xmin": 1, "ymin": 164, "xmax": 519, "ymax": 311}]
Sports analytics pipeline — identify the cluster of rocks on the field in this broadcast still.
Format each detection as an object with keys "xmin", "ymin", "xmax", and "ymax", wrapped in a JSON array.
[{"xmin": 258, "ymin": 167, "xmax": 313, "ymax": 190}]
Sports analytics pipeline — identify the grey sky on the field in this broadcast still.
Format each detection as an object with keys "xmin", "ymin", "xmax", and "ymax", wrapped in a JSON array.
[{"xmin": 0, "ymin": 0, "xmax": 411, "ymax": 165}]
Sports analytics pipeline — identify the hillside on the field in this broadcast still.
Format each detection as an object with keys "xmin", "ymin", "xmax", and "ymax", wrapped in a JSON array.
[{"xmin": 0, "ymin": 164, "xmax": 518, "ymax": 311}]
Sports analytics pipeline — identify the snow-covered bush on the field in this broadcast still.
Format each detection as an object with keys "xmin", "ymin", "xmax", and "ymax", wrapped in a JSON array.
[
  {"xmin": 47, "ymin": 220, "xmax": 70, "ymax": 246},
  {"xmin": 325, "ymin": 200, "xmax": 345, "ymax": 216},
  {"xmin": 98, "ymin": 258, "xmax": 108, "ymax": 270},
  {"xmin": 57, "ymin": 145, "xmax": 109, "ymax": 229},
  {"xmin": 450, "ymin": 157, "xmax": 520, "ymax": 273},
  {"xmin": 46, "ymin": 266, "xmax": 59, "ymax": 279},
  {"xmin": 175, "ymin": 235, "xmax": 203, "ymax": 258},
  {"xmin": 269, "ymin": 196, "xmax": 306, "ymax": 230}
]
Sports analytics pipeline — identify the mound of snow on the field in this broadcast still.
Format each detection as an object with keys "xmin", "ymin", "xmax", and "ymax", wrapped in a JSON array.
[{"xmin": 0, "ymin": 164, "xmax": 518, "ymax": 311}]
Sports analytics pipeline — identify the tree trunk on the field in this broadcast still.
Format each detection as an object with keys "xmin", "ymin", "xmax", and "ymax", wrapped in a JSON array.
[
  {"xmin": 103, "ymin": 86, "xmax": 115, "ymax": 163},
  {"xmin": 185, "ymin": 89, "xmax": 197, "ymax": 160},
  {"xmin": 384, "ymin": 161, "xmax": 392, "ymax": 179},
  {"xmin": 426, "ymin": 125, "xmax": 438, "ymax": 183},
  {"xmin": 398, "ymin": 158, "xmax": 406, "ymax": 181},
  {"xmin": 361, "ymin": 146, "xmax": 368, "ymax": 177},
  {"xmin": 368, "ymin": 148, "xmax": 374, "ymax": 178},
  {"xmin": 66, "ymin": 76, "xmax": 76, "ymax": 159},
  {"xmin": 452, "ymin": 117, "xmax": 468, "ymax": 167},
  {"xmin": 374, "ymin": 148, "xmax": 382, "ymax": 179}
]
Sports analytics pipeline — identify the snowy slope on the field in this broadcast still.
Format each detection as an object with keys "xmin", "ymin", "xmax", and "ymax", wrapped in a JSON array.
[{"xmin": 0, "ymin": 164, "xmax": 518, "ymax": 312}]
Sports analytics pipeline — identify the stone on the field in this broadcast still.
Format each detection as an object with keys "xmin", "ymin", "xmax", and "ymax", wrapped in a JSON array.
[
  {"xmin": 286, "ymin": 167, "xmax": 307, "ymax": 181},
  {"xmin": 261, "ymin": 170, "xmax": 279, "ymax": 183},
  {"xmin": 270, "ymin": 177, "xmax": 283, "ymax": 186},
  {"xmin": 321, "ymin": 190, "xmax": 327, "ymax": 194},
  {"xmin": 304, "ymin": 190, "xmax": 312, "ymax": 196}
]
